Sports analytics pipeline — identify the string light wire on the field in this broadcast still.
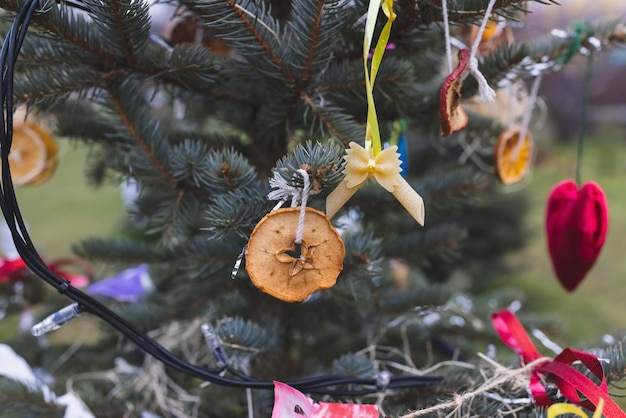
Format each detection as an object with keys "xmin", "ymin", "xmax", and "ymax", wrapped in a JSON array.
[{"xmin": 0, "ymin": 0, "xmax": 440, "ymax": 395}]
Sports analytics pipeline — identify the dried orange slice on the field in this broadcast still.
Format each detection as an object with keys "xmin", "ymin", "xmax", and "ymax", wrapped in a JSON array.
[
  {"xmin": 8, "ymin": 121, "xmax": 59, "ymax": 186},
  {"xmin": 440, "ymin": 49, "xmax": 470, "ymax": 137},
  {"xmin": 494, "ymin": 127, "xmax": 533, "ymax": 185},
  {"xmin": 246, "ymin": 207, "xmax": 345, "ymax": 302}
]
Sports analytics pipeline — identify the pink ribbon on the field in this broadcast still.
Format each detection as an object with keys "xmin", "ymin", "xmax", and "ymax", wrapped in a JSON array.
[{"xmin": 492, "ymin": 309, "xmax": 626, "ymax": 417}]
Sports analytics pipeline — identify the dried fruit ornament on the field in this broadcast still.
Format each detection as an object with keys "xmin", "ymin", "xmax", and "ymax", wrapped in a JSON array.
[
  {"xmin": 493, "ymin": 74, "xmax": 542, "ymax": 185},
  {"xmin": 6, "ymin": 121, "xmax": 58, "ymax": 186},
  {"xmin": 438, "ymin": 0, "xmax": 497, "ymax": 137},
  {"xmin": 246, "ymin": 207, "xmax": 345, "ymax": 303},
  {"xmin": 494, "ymin": 127, "xmax": 533, "ymax": 185},
  {"xmin": 439, "ymin": 49, "xmax": 470, "ymax": 137}
]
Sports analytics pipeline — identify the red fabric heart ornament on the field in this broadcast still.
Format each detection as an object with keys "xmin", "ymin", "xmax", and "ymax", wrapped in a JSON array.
[{"xmin": 546, "ymin": 180, "xmax": 608, "ymax": 292}]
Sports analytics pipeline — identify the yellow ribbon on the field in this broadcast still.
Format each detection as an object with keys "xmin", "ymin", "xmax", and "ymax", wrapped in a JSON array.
[
  {"xmin": 363, "ymin": 0, "xmax": 395, "ymax": 157},
  {"xmin": 326, "ymin": 0, "xmax": 425, "ymax": 226},
  {"xmin": 547, "ymin": 398, "xmax": 605, "ymax": 418}
]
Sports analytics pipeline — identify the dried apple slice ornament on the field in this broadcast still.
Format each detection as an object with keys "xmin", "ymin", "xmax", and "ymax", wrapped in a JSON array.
[
  {"xmin": 439, "ymin": 49, "xmax": 470, "ymax": 137},
  {"xmin": 246, "ymin": 207, "xmax": 345, "ymax": 303}
]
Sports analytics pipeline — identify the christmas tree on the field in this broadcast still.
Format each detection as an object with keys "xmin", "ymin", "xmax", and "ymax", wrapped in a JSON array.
[{"xmin": 0, "ymin": 0, "xmax": 625, "ymax": 416}]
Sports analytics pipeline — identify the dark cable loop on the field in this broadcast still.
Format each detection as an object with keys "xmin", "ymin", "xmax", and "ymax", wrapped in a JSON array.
[{"xmin": 0, "ymin": 0, "xmax": 442, "ymax": 396}]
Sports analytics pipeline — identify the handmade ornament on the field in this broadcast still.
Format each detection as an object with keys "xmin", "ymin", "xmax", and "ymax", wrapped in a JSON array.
[
  {"xmin": 326, "ymin": 0, "xmax": 425, "ymax": 225},
  {"xmin": 326, "ymin": 142, "xmax": 424, "ymax": 225},
  {"xmin": 439, "ymin": 0, "xmax": 497, "ymax": 136},
  {"xmin": 272, "ymin": 381, "xmax": 378, "ymax": 418},
  {"xmin": 246, "ymin": 207, "xmax": 345, "ymax": 302},
  {"xmin": 7, "ymin": 121, "xmax": 58, "ymax": 186},
  {"xmin": 439, "ymin": 49, "xmax": 470, "ymax": 137},
  {"xmin": 494, "ymin": 127, "xmax": 533, "ymax": 185},
  {"xmin": 492, "ymin": 310, "xmax": 625, "ymax": 415},
  {"xmin": 546, "ymin": 180, "xmax": 608, "ymax": 292}
]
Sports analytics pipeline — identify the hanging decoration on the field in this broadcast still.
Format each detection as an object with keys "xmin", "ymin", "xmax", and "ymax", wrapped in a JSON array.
[
  {"xmin": 545, "ymin": 23, "xmax": 608, "ymax": 292},
  {"xmin": 439, "ymin": 49, "xmax": 470, "ymax": 137},
  {"xmin": 492, "ymin": 309, "xmax": 626, "ymax": 416},
  {"xmin": 546, "ymin": 180, "xmax": 608, "ymax": 292},
  {"xmin": 326, "ymin": 0, "xmax": 425, "ymax": 225},
  {"xmin": 271, "ymin": 381, "xmax": 379, "ymax": 418},
  {"xmin": 494, "ymin": 127, "xmax": 533, "ymax": 185},
  {"xmin": 493, "ymin": 71, "xmax": 542, "ymax": 184},
  {"xmin": 6, "ymin": 121, "xmax": 59, "ymax": 186},
  {"xmin": 246, "ymin": 207, "xmax": 345, "ymax": 302},
  {"xmin": 438, "ymin": 0, "xmax": 497, "ymax": 137}
]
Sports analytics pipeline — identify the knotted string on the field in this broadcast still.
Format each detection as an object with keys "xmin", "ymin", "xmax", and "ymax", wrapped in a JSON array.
[{"xmin": 464, "ymin": 0, "xmax": 497, "ymax": 102}]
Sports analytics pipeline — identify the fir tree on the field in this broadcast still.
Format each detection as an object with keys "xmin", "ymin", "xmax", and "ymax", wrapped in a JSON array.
[{"xmin": 0, "ymin": 0, "xmax": 625, "ymax": 417}]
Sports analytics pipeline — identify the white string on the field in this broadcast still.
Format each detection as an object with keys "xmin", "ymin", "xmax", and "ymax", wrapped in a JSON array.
[
  {"xmin": 294, "ymin": 169, "xmax": 311, "ymax": 245},
  {"xmin": 441, "ymin": 0, "xmax": 453, "ymax": 73},
  {"xmin": 466, "ymin": 0, "xmax": 497, "ymax": 102},
  {"xmin": 517, "ymin": 73, "xmax": 542, "ymax": 151}
]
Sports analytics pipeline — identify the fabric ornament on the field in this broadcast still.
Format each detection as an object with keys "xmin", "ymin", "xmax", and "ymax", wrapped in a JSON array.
[{"xmin": 546, "ymin": 180, "xmax": 608, "ymax": 292}]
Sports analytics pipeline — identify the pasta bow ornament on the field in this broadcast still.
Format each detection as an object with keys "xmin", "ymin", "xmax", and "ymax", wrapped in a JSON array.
[
  {"xmin": 325, "ymin": 0, "xmax": 425, "ymax": 226},
  {"xmin": 326, "ymin": 142, "xmax": 424, "ymax": 225}
]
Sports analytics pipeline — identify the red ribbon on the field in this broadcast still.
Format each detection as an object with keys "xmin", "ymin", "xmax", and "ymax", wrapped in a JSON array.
[{"xmin": 492, "ymin": 310, "xmax": 626, "ymax": 417}]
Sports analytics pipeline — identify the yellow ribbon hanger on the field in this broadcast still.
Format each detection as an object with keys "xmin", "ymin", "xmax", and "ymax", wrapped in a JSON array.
[{"xmin": 326, "ymin": 0, "xmax": 425, "ymax": 225}]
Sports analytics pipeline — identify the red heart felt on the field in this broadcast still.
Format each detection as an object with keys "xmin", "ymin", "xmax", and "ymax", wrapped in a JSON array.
[{"xmin": 546, "ymin": 180, "xmax": 608, "ymax": 292}]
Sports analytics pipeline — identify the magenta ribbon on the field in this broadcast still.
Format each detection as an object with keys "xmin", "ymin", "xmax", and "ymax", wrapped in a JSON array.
[{"xmin": 492, "ymin": 310, "xmax": 626, "ymax": 417}]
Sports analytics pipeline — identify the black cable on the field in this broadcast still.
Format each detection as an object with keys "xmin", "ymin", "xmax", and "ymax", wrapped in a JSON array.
[{"xmin": 0, "ymin": 0, "xmax": 442, "ymax": 396}]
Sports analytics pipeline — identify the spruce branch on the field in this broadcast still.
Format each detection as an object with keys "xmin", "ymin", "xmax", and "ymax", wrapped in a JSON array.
[
  {"xmin": 182, "ymin": 0, "xmax": 295, "ymax": 85},
  {"xmin": 105, "ymin": 78, "xmax": 177, "ymax": 187},
  {"xmin": 289, "ymin": 0, "xmax": 325, "ymax": 84},
  {"xmin": 73, "ymin": 237, "xmax": 165, "ymax": 264},
  {"xmin": 300, "ymin": 92, "xmax": 361, "ymax": 146},
  {"xmin": 83, "ymin": 0, "xmax": 151, "ymax": 64}
]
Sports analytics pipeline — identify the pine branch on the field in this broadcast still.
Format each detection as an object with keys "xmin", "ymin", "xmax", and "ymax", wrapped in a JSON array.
[
  {"xmin": 73, "ymin": 237, "xmax": 165, "ymax": 264},
  {"xmin": 300, "ymin": 92, "xmax": 362, "ymax": 146},
  {"xmin": 272, "ymin": 140, "xmax": 345, "ymax": 194},
  {"xmin": 83, "ymin": 0, "xmax": 150, "ymax": 64},
  {"xmin": 0, "ymin": 0, "xmax": 115, "ymax": 59},
  {"xmin": 105, "ymin": 78, "xmax": 177, "ymax": 187},
  {"xmin": 12, "ymin": 65, "xmax": 119, "ymax": 109},
  {"xmin": 182, "ymin": 0, "xmax": 295, "ymax": 85}
]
